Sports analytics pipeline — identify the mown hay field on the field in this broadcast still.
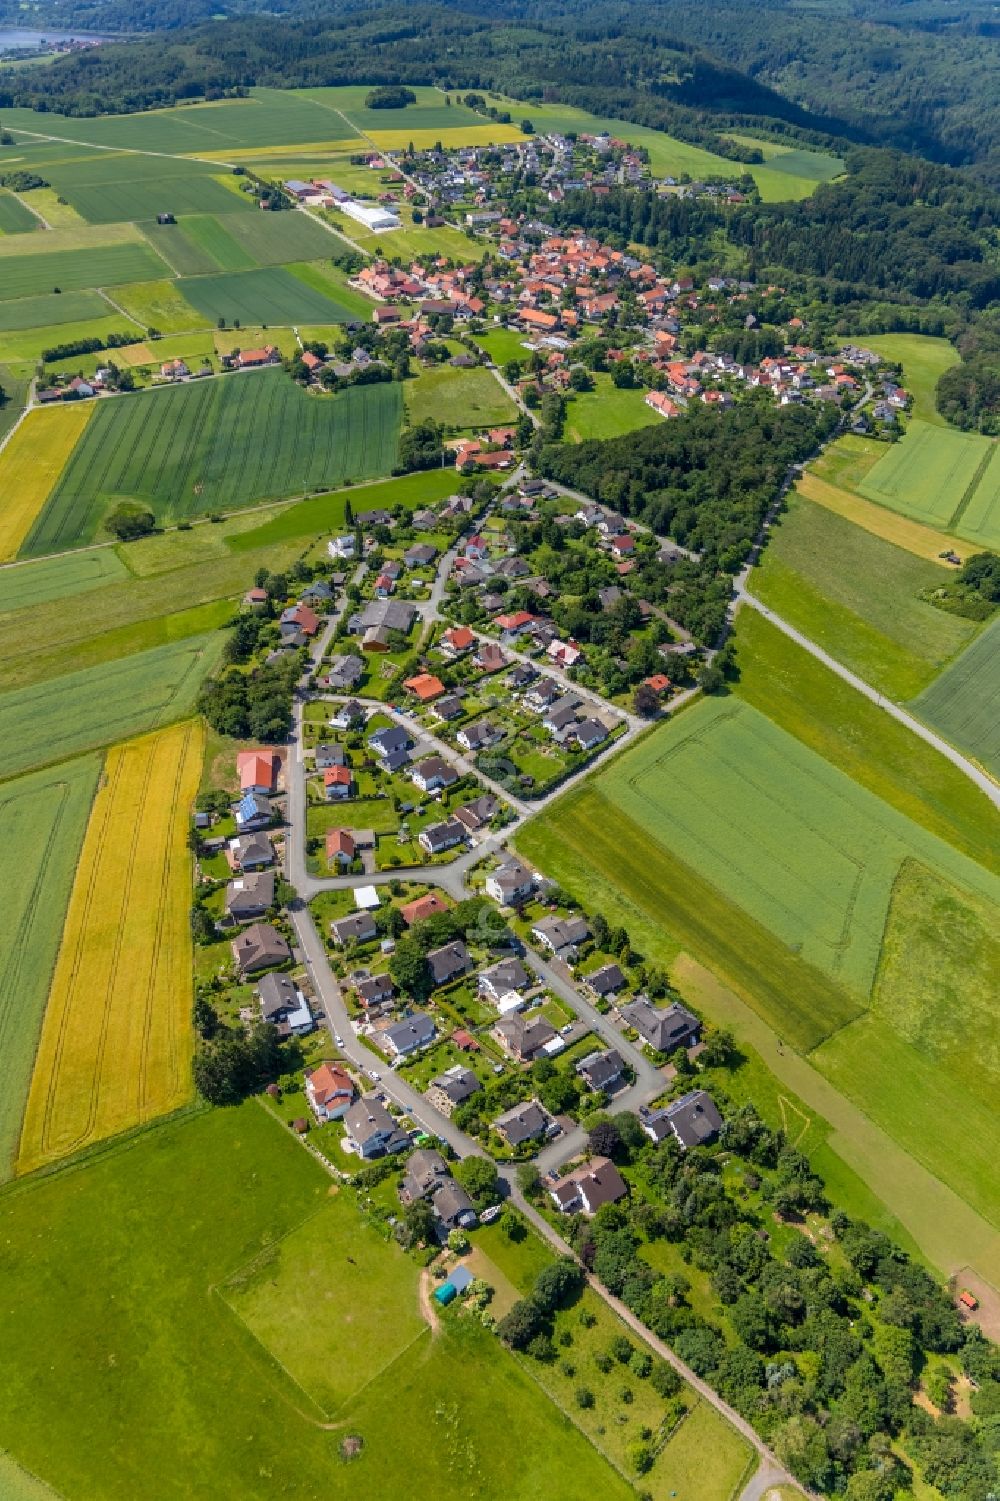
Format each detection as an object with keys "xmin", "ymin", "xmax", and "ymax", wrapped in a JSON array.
[
  {"xmin": 751, "ymin": 491, "xmax": 978, "ymax": 698},
  {"xmin": 911, "ymin": 615, "xmax": 1000, "ymax": 779},
  {"xmin": 0, "ymin": 546, "xmax": 128, "ymax": 614},
  {"xmin": 859, "ymin": 419, "xmax": 993, "ymax": 532},
  {"xmin": 23, "ymin": 370, "xmax": 402, "ymax": 553},
  {"xmin": 796, "ymin": 470, "xmax": 959, "ymax": 562},
  {"xmin": 110, "ymin": 278, "xmax": 208, "ymax": 333},
  {"xmin": 0, "ymin": 404, "xmax": 93, "ymax": 560},
  {"xmin": 849, "ymin": 332, "xmax": 959, "ymax": 426},
  {"xmin": 0, "ymin": 632, "xmax": 224, "ymax": 780},
  {"xmin": 0, "ymin": 756, "xmax": 101, "ymax": 1181},
  {"xmin": 0, "ymin": 241, "xmax": 168, "ymax": 299},
  {"xmin": 17, "ymin": 722, "xmax": 203, "ymax": 1174}
]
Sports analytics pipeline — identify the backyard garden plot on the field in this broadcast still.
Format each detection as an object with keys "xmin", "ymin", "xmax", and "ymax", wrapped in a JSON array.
[
  {"xmin": 24, "ymin": 371, "xmax": 402, "ymax": 551},
  {"xmin": 0, "ymin": 404, "xmax": 93, "ymax": 561},
  {"xmin": 404, "ymin": 363, "xmax": 517, "ymax": 431},
  {"xmin": 858, "ymin": 419, "xmax": 993, "ymax": 530},
  {"xmin": 0, "ymin": 1103, "xmax": 636, "ymax": 1501},
  {"xmin": 0, "ymin": 189, "xmax": 38, "ymax": 235},
  {"xmin": 0, "ymin": 241, "xmax": 168, "ymax": 299},
  {"xmin": 178, "ymin": 265, "xmax": 356, "ymax": 326},
  {"xmin": 750, "ymin": 491, "xmax": 978, "ymax": 699},
  {"xmin": 589, "ymin": 696, "xmax": 1000, "ymax": 1003},
  {"xmin": 17, "ymin": 722, "xmax": 203, "ymax": 1174},
  {"xmin": 911, "ymin": 615, "xmax": 1000, "ymax": 778},
  {"xmin": 0, "ymin": 288, "xmax": 107, "ymax": 332},
  {"xmin": 0, "ymin": 756, "xmax": 101, "ymax": 1182},
  {"xmin": 0, "ymin": 632, "xmax": 224, "ymax": 781}
]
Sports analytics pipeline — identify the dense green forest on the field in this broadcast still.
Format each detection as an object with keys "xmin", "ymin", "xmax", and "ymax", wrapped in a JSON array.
[{"xmin": 535, "ymin": 399, "xmax": 839, "ymax": 641}]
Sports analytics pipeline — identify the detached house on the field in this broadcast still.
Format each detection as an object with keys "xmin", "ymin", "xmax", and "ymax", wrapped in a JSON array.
[
  {"xmin": 549, "ymin": 1157, "xmax": 627, "ymax": 1216},
  {"xmin": 232, "ymin": 922, "xmax": 290, "ymax": 975},
  {"xmin": 620, "ymin": 998, "xmax": 700, "ymax": 1054},
  {"xmin": 427, "ymin": 940, "xmax": 471, "ymax": 988},
  {"xmin": 344, "ymin": 1097, "xmax": 410, "ymax": 1158},
  {"xmin": 305, "ymin": 1063, "xmax": 355, "ymax": 1121}
]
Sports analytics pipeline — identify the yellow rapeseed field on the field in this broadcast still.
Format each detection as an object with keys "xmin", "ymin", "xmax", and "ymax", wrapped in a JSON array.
[
  {"xmin": 0, "ymin": 405, "xmax": 93, "ymax": 561},
  {"xmin": 17, "ymin": 721, "xmax": 204, "ymax": 1173},
  {"xmin": 797, "ymin": 472, "xmax": 956, "ymax": 565}
]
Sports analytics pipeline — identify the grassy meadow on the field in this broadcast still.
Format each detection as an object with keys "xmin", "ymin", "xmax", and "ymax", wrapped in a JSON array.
[
  {"xmin": 0, "ymin": 756, "xmax": 101, "ymax": 1181},
  {"xmin": 0, "ymin": 632, "xmax": 224, "ymax": 780},
  {"xmin": 0, "ymin": 1102, "xmax": 637, "ymax": 1500},
  {"xmin": 0, "ymin": 546, "xmax": 128, "ymax": 613},
  {"xmin": 178, "ymin": 265, "xmax": 356, "ymax": 325},
  {"xmin": 23, "ymin": 370, "xmax": 402, "ymax": 552},
  {"xmin": 911, "ymin": 615, "xmax": 1000, "ymax": 778},
  {"xmin": 17, "ymin": 723, "xmax": 202, "ymax": 1174},
  {"xmin": 752, "ymin": 491, "xmax": 979, "ymax": 698},
  {"xmin": 859, "ymin": 419, "xmax": 999, "ymax": 545},
  {"xmin": 405, "ymin": 362, "xmax": 517, "ymax": 431},
  {"xmin": 0, "ymin": 240, "xmax": 168, "ymax": 299},
  {"xmin": 853, "ymin": 333, "xmax": 959, "ymax": 425},
  {"xmin": 564, "ymin": 374, "xmax": 657, "ymax": 441}
]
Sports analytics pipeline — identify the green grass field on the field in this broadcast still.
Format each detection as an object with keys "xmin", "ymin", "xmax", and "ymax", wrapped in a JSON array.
[
  {"xmin": 956, "ymin": 446, "xmax": 1000, "ymax": 552},
  {"xmin": 405, "ymin": 363, "xmax": 517, "ymax": 431},
  {"xmin": 0, "ymin": 312, "xmax": 144, "ymax": 365},
  {"xmin": 910, "ymin": 615, "xmax": 1000, "ymax": 778},
  {"xmin": 564, "ymin": 374, "xmax": 657, "ymax": 441},
  {"xmin": 0, "ymin": 755, "xmax": 101, "ymax": 1182},
  {"xmin": 472, "ymin": 326, "xmax": 534, "ymax": 366},
  {"xmin": 226, "ymin": 466, "xmax": 458, "ymax": 551},
  {"xmin": 852, "ymin": 333, "xmax": 959, "ymax": 426},
  {"xmin": 0, "ymin": 188, "xmax": 39, "ymax": 235},
  {"xmin": 734, "ymin": 609, "xmax": 999, "ymax": 877},
  {"xmin": 24, "ymin": 371, "xmax": 402, "ymax": 551},
  {"xmin": 45, "ymin": 160, "xmax": 252, "ymax": 226},
  {"xmin": 0, "ymin": 289, "xmax": 107, "ymax": 332},
  {"xmin": 178, "ymin": 265, "xmax": 357, "ymax": 326},
  {"xmin": 110, "ymin": 279, "xmax": 208, "ymax": 333},
  {"xmin": 287, "ymin": 258, "xmax": 378, "ymax": 320},
  {"xmin": 209, "ymin": 209, "xmax": 344, "ymax": 267},
  {"xmin": 568, "ymin": 694, "xmax": 1000, "ymax": 1005},
  {"xmin": 0, "ymin": 1102, "xmax": 635, "ymax": 1500},
  {"xmin": 0, "ymin": 241, "xmax": 169, "ymax": 300},
  {"xmin": 0, "ymin": 632, "xmax": 225, "ymax": 780},
  {"xmin": 751, "ymin": 492, "xmax": 978, "ymax": 698},
  {"xmin": 0, "ymin": 547, "xmax": 128, "ymax": 612},
  {"xmin": 859, "ymin": 419, "xmax": 997, "ymax": 543}
]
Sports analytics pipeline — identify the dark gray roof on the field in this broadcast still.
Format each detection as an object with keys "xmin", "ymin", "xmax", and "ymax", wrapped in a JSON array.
[
  {"xmin": 385, "ymin": 1011, "xmax": 436, "ymax": 1053},
  {"xmin": 331, "ymin": 911, "xmax": 378, "ymax": 944},
  {"xmin": 427, "ymin": 940, "xmax": 470, "ymax": 985},
  {"xmin": 428, "ymin": 1065, "xmax": 481, "ymax": 1105},
  {"xmin": 620, "ymin": 999, "xmax": 700, "ymax": 1054},
  {"xmin": 258, "ymin": 971, "xmax": 299, "ymax": 1021},
  {"xmin": 665, "ymin": 1089, "xmax": 723, "ymax": 1149},
  {"xmin": 480, "ymin": 956, "xmax": 529, "ymax": 994},
  {"xmin": 225, "ymin": 869, "xmax": 275, "ymax": 917},
  {"xmin": 576, "ymin": 1048, "xmax": 625, "ymax": 1092},
  {"xmin": 494, "ymin": 1099, "xmax": 550, "ymax": 1145},
  {"xmin": 370, "ymin": 724, "xmax": 411, "ymax": 755},
  {"xmin": 587, "ymin": 962, "xmax": 626, "ymax": 996}
]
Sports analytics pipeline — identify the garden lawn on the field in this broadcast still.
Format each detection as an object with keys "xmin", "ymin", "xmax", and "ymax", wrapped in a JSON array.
[
  {"xmin": 405, "ymin": 362, "xmax": 516, "ymax": 431},
  {"xmin": 859, "ymin": 419, "xmax": 993, "ymax": 533},
  {"xmin": 17, "ymin": 722, "xmax": 203, "ymax": 1174},
  {"xmin": 472, "ymin": 326, "xmax": 534, "ymax": 366},
  {"xmin": 0, "ymin": 241, "xmax": 168, "ymax": 298},
  {"xmin": 734, "ymin": 609, "xmax": 1000, "ymax": 876},
  {"xmin": 24, "ymin": 370, "xmax": 402, "ymax": 551},
  {"xmin": 910, "ymin": 615, "xmax": 1000, "ymax": 779},
  {"xmin": 179, "ymin": 266, "xmax": 357, "ymax": 326},
  {"xmin": 0, "ymin": 755, "xmax": 101, "ymax": 1181},
  {"xmin": 564, "ymin": 375, "xmax": 658, "ymax": 441},
  {"xmin": 751, "ymin": 491, "xmax": 978, "ymax": 698},
  {"xmin": 0, "ymin": 403, "xmax": 93, "ymax": 560},
  {"xmin": 0, "ymin": 632, "xmax": 224, "ymax": 780},
  {"xmin": 0, "ymin": 1102, "xmax": 635, "ymax": 1500},
  {"xmin": 853, "ymin": 334, "xmax": 959, "ymax": 426}
]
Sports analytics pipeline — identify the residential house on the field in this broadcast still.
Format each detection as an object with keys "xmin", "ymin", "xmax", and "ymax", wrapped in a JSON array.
[
  {"xmin": 369, "ymin": 724, "xmax": 412, "ymax": 768},
  {"xmin": 305, "ymin": 1062, "xmax": 355, "ymax": 1121},
  {"xmin": 431, "ymin": 693, "xmax": 464, "ymax": 723},
  {"xmin": 228, "ymin": 833, "xmax": 274, "ymax": 871},
  {"xmin": 356, "ymin": 972, "xmax": 395, "ymax": 1008},
  {"xmin": 494, "ymin": 1099, "xmax": 553, "ymax": 1147},
  {"xmin": 586, "ymin": 962, "xmax": 626, "ymax": 998},
  {"xmin": 474, "ymin": 642, "xmax": 506, "ymax": 674},
  {"xmin": 326, "ymin": 658, "xmax": 365, "ymax": 694},
  {"xmin": 479, "ymin": 956, "xmax": 530, "ymax": 1002},
  {"xmin": 411, "ymin": 756, "xmax": 459, "ymax": 793},
  {"xmin": 404, "ymin": 542, "xmax": 437, "ymax": 569},
  {"xmin": 485, "ymin": 857, "xmax": 535, "ymax": 906},
  {"xmin": 404, "ymin": 672, "xmax": 445, "ymax": 703},
  {"xmin": 427, "ymin": 939, "xmax": 471, "ymax": 988},
  {"xmin": 279, "ymin": 602, "xmax": 320, "ymax": 640},
  {"xmin": 237, "ymin": 750, "xmax": 279, "ymax": 795},
  {"xmin": 325, "ymin": 828, "xmax": 356, "ymax": 867},
  {"xmin": 384, "ymin": 1011, "xmax": 436, "ymax": 1059},
  {"xmin": 576, "ymin": 1048, "xmax": 626, "ymax": 1095},
  {"xmin": 399, "ymin": 891, "xmax": 449, "ymax": 925},
  {"xmin": 315, "ymin": 743, "xmax": 347, "ymax": 769},
  {"xmin": 426, "ymin": 1064, "xmax": 482, "ymax": 1117},
  {"xmin": 493, "ymin": 1013, "xmax": 557, "ymax": 1062},
  {"xmin": 235, "ymin": 792, "xmax": 273, "ymax": 832},
  {"xmin": 641, "ymin": 1089, "xmax": 722, "ymax": 1149},
  {"xmin": 549, "ymin": 1157, "xmax": 627, "ymax": 1215},
  {"xmin": 572, "ymin": 718, "xmax": 608, "ymax": 752},
  {"xmin": 432, "ymin": 1180, "xmax": 478, "ymax": 1230},
  {"xmin": 232, "ymin": 922, "xmax": 290, "ymax": 975},
  {"xmin": 453, "ymin": 793, "xmax": 500, "ymax": 834},
  {"xmin": 440, "ymin": 625, "xmax": 475, "ymax": 657},
  {"xmin": 331, "ymin": 911, "xmax": 378, "ymax": 946},
  {"xmin": 457, "ymin": 720, "xmax": 501, "ymax": 753},
  {"xmin": 258, "ymin": 972, "xmax": 313, "ymax": 1035},
  {"xmin": 344, "ymin": 1097, "xmax": 410, "ymax": 1158},
  {"xmin": 620, "ymin": 998, "xmax": 701, "ymax": 1054},
  {"xmin": 419, "ymin": 818, "xmax": 467, "ymax": 856},
  {"xmin": 399, "ymin": 1147, "xmax": 450, "ymax": 1203},
  {"xmin": 324, "ymin": 765, "xmax": 354, "ymax": 801},
  {"xmin": 531, "ymin": 913, "xmax": 590, "ymax": 960},
  {"xmin": 223, "ymin": 870, "xmax": 275, "ymax": 925}
]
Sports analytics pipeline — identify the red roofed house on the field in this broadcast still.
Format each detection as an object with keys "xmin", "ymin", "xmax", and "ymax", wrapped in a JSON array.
[
  {"xmin": 238, "ymin": 345, "xmax": 279, "ymax": 368},
  {"xmin": 301, "ymin": 350, "xmax": 324, "ymax": 374},
  {"xmin": 441, "ymin": 625, "xmax": 475, "ymax": 657},
  {"xmin": 645, "ymin": 391, "xmax": 680, "ymax": 419},
  {"xmin": 610, "ymin": 533, "xmax": 636, "ymax": 559},
  {"xmin": 495, "ymin": 611, "xmax": 536, "ymax": 636},
  {"xmin": 237, "ymin": 751, "xmax": 279, "ymax": 795},
  {"xmin": 404, "ymin": 672, "xmax": 445, "ymax": 703},
  {"xmin": 326, "ymin": 828, "xmax": 356, "ymax": 865},
  {"xmin": 305, "ymin": 1062, "xmax": 355, "ymax": 1121},
  {"xmin": 519, "ymin": 308, "xmax": 560, "ymax": 331},
  {"xmin": 324, "ymin": 765, "xmax": 354, "ymax": 801},
  {"xmin": 644, "ymin": 674, "xmax": 671, "ymax": 696},
  {"xmin": 400, "ymin": 891, "xmax": 449, "ymax": 925}
]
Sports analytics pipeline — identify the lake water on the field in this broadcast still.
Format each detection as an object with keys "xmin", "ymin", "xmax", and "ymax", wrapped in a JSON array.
[{"xmin": 0, "ymin": 27, "xmax": 111, "ymax": 52}]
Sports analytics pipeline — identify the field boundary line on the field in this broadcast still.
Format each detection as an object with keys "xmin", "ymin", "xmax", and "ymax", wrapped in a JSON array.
[{"xmin": 948, "ymin": 443, "xmax": 997, "ymax": 529}]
